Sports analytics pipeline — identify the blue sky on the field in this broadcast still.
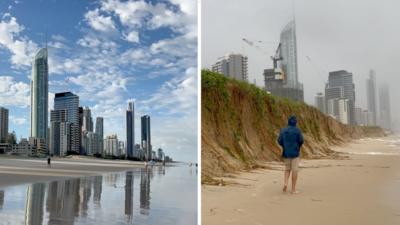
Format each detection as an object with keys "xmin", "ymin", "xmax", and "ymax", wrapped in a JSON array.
[{"xmin": 0, "ymin": 0, "xmax": 197, "ymax": 162}]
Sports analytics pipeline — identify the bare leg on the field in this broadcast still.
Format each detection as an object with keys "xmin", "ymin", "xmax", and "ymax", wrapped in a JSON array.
[
  {"xmin": 283, "ymin": 170, "xmax": 290, "ymax": 192},
  {"xmin": 291, "ymin": 170, "xmax": 298, "ymax": 194}
]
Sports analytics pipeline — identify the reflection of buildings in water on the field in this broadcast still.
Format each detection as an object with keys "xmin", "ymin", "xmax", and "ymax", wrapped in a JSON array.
[
  {"xmin": 25, "ymin": 183, "xmax": 45, "ymax": 225},
  {"xmin": 79, "ymin": 177, "xmax": 92, "ymax": 217},
  {"xmin": 93, "ymin": 176, "xmax": 103, "ymax": 205},
  {"xmin": 0, "ymin": 190, "xmax": 4, "ymax": 209},
  {"xmin": 46, "ymin": 179, "xmax": 81, "ymax": 225},
  {"xmin": 156, "ymin": 165, "xmax": 167, "ymax": 176},
  {"xmin": 140, "ymin": 167, "xmax": 151, "ymax": 215},
  {"xmin": 104, "ymin": 173, "xmax": 120, "ymax": 186},
  {"xmin": 124, "ymin": 171, "xmax": 134, "ymax": 220}
]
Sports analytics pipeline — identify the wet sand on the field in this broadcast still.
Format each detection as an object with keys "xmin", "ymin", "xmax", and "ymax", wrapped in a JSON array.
[
  {"xmin": 0, "ymin": 156, "xmax": 147, "ymax": 188},
  {"xmin": 202, "ymin": 136, "xmax": 400, "ymax": 225}
]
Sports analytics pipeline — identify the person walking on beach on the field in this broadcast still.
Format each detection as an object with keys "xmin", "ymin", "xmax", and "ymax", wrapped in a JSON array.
[{"xmin": 278, "ymin": 115, "xmax": 304, "ymax": 194}]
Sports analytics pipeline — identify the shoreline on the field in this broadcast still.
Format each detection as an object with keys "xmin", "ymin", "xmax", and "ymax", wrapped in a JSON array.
[
  {"xmin": 202, "ymin": 136, "xmax": 400, "ymax": 225},
  {"xmin": 0, "ymin": 156, "xmax": 163, "ymax": 188}
]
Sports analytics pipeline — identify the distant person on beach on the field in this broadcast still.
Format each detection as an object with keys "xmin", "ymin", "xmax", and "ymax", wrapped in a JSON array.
[{"xmin": 278, "ymin": 115, "xmax": 304, "ymax": 194}]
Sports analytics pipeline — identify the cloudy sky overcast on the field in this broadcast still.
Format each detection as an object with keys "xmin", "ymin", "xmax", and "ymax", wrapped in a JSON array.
[
  {"xmin": 202, "ymin": 0, "xmax": 400, "ymax": 130},
  {"xmin": 0, "ymin": 0, "xmax": 197, "ymax": 162}
]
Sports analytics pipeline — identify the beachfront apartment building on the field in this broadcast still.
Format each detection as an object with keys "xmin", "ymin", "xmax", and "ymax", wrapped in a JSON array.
[
  {"xmin": 30, "ymin": 48, "xmax": 49, "ymax": 141},
  {"xmin": 0, "ymin": 107, "xmax": 8, "ymax": 143},
  {"xmin": 325, "ymin": 70, "xmax": 356, "ymax": 124},
  {"xmin": 212, "ymin": 53, "xmax": 248, "ymax": 81}
]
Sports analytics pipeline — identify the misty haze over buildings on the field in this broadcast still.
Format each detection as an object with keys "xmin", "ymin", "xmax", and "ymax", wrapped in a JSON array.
[{"xmin": 202, "ymin": 0, "xmax": 399, "ymax": 131}]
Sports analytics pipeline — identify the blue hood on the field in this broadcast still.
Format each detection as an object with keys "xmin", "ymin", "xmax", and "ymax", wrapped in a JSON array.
[{"xmin": 288, "ymin": 116, "xmax": 297, "ymax": 126}]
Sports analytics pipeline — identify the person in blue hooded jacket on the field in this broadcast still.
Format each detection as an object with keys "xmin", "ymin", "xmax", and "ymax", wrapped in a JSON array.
[{"xmin": 278, "ymin": 115, "xmax": 304, "ymax": 194}]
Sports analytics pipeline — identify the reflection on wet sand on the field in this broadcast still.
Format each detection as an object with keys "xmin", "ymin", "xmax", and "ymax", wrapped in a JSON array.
[
  {"xmin": 21, "ymin": 167, "xmax": 153, "ymax": 224},
  {"xmin": 125, "ymin": 170, "xmax": 133, "ymax": 221},
  {"xmin": 140, "ymin": 167, "xmax": 151, "ymax": 215},
  {"xmin": 0, "ymin": 190, "xmax": 4, "ymax": 209},
  {"xmin": 0, "ymin": 165, "xmax": 196, "ymax": 225}
]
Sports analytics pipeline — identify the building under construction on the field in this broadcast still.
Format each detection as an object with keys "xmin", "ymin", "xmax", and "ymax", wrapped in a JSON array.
[{"xmin": 263, "ymin": 20, "xmax": 304, "ymax": 102}]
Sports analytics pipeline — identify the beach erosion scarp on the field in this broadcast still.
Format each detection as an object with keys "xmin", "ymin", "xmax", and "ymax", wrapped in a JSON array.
[{"xmin": 201, "ymin": 70, "xmax": 385, "ymax": 184}]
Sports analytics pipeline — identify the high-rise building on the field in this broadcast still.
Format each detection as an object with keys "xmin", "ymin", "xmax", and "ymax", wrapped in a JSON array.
[
  {"xmin": 126, "ymin": 102, "xmax": 135, "ymax": 159},
  {"xmin": 279, "ymin": 20, "xmax": 302, "ymax": 91},
  {"xmin": 95, "ymin": 117, "xmax": 104, "ymax": 155},
  {"xmin": 78, "ymin": 107, "xmax": 83, "ymax": 154},
  {"xmin": 354, "ymin": 107, "xmax": 363, "ymax": 125},
  {"xmin": 49, "ymin": 109, "xmax": 67, "ymax": 156},
  {"xmin": 104, "ymin": 134, "xmax": 119, "ymax": 157},
  {"xmin": 325, "ymin": 70, "xmax": 356, "ymax": 124},
  {"xmin": 0, "ymin": 107, "xmax": 9, "ymax": 143},
  {"xmin": 81, "ymin": 107, "xmax": 93, "ymax": 155},
  {"xmin": 141, "ymin": 115, "xmax": 151, "ymax": 161},
  {"xmin": 326, "ymin": 98, "xmax": 340, "ymax": 120},
  {"xmin": 338, "ymin": 98, "xmax": 350, "ymax": 124},
  {"xmin": 362, "ymin": 110, "xmax": 374, "ymax": 126},
  {"xmin": 314, "ymin": 92, "xmax": 326, "ymax": 113},
  {"xmin": 82, "ymin": 107, "xmax": 93, "ymax": 132},
  {"xmin": 82, "ymin": 131, "xmax": 100, "ymax": 156},
  {"xmin": 52, "ymin": 92, "xmax": 80, "ymax": 154},
  {"xmin": 263, "ymin": 20, "xmax": 303, "ymax": 102},
  {"xmin": 30, "ymin": 48, "xmax": 48, "ymax": 140},
  {"xmin": 366, "ymin": 70, "xmax": 377, "ymax": 125},
  {"xmin": 212, "ymin": 53, "xmax": 248, "ymax": 81},
  {"xmin": 379, "ymin": 84, "xmax": 391, "ymax": 130}
]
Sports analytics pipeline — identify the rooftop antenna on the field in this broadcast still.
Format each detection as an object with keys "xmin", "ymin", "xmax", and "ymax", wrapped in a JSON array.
[{"xmin": 292, "ymin": 0, "xmax": 296, "ymax": 23}]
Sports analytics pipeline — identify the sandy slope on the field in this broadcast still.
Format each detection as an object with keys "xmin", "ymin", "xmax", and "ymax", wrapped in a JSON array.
[{"xmin": 202, "ymin": 136, "xmax": 400, "ymax": 225}]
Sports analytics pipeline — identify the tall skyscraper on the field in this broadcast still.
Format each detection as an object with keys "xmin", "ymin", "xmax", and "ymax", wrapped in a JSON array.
[
  {"xmin": 53, "ymin": 92, "xmax": 80, "ymax": 154},
  {"xmin": 82, "ymin": 107, "xmax": 93, "ymax": 132},
  {"xmin": 279, "ymin": 20, "xmax": 302, "ymax": 90},
  {"xmin": 314, "ymin": 92, "xmax": 326, "ymax": 113},
  {"xmin": 95, "ymin": 117, "xmax": 104, "ymax": 155},
  {"xmin": 366, "ymin": 70, "xmax": 377, "ymax": 125},
  {"xmin": 50, "ymin": 109, "xmax": 67, "ymax": 156},
  {"xmin": 212, "ymin": 53, "xmax": 248, "ymax": 81},
  {"xmin": 0, "ymin": 107, "xmax": 9, "ymax": 143},
  {"xmin": 379, "ymin": 84, "xmax": 391, "ymax": 130},
  {"xmin": 264, "ymin": 20, "xmax": 303, "ymax": 102},
  {"xmin": 325, "ymin": 70, "xmax": 356, "ymax": 124},
  {"xmin": 141, "ymin": 115, "xmax": 151, "ymax": 161},
  {"xmin": 126, "ymin": 102, "xmax": 135, "ymax": 159},
  {"xmin": 30, "ymin": 48, "xmax": 48, "ymax": 140},
  {"xmin": 81, "ymin": 107, "xmax": 93, "ymax": 155}
]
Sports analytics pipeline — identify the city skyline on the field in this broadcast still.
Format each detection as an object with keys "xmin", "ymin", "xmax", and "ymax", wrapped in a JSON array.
[
  {"xmin": 202, "ymin": 0, "xmax": 399, "ymax": 130},
  {"xmin": 0, "ymin": 0, "xmax": 197, "ymax": 162}
]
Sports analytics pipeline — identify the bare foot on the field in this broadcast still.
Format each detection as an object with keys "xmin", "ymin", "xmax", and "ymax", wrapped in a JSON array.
[
  {"xmin": 283, "ymin": 185, "xmax": 287, "ymax": 192},
  {"xmin": 291, "ymin": 190, "xmax": 300, "ymax": 194}
]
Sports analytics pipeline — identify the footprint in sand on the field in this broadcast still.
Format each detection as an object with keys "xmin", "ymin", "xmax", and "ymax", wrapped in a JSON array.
[
  {"xmin": 236, "ymin": 208, "xmax": 245, "ymax": 212},
  {"xmin": 209, "ymin": 208, "xmax": 217, "ymax": 216}
]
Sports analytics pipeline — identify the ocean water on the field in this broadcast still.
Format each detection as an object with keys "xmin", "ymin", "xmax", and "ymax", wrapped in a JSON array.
[{"xmin": 0, "ymin": 165, "xmax": 197, "ymax": 225}]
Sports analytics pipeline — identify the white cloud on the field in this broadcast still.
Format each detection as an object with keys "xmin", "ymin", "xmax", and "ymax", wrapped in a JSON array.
[
  {"xmin": 0, "ymin": 76, "xmax": 30, "ymax": 107},
  {"xmin": 84, "ymin": 8, "xmax": 116, "ymax": 32},
  {"xmin": 141, "ymin": 66, "xmax": 197, "ymax": 115},
  {"xmin": 0, "ymin": 15, "xmax": 38, "ymax": 68},
  {"xmin": 123, "ymin": 30, "xmax": 139, "ymax": 43},
  {"xmin": 10, "ymin": 115, "xmax": 27, "ymax": 125}
]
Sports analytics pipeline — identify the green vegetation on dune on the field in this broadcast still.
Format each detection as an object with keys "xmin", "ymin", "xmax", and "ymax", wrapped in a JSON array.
[{"xmin": 201, "ymin": 70, "xmax": 384, "ymax": 184}]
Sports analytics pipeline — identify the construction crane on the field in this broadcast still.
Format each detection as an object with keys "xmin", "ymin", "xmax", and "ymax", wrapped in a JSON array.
[{"xmin": 242, "ymin": 38, "xmax": 285, "ymax": 80}]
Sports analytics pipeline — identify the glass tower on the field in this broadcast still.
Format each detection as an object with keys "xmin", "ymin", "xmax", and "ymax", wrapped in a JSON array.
[
  {"xmin": 126, "ymin": 102, "xmax": 135, "ymax": 159},
  {"xmin": 30, "ymin": 48, "xmax": 48, "ymax": 140},
  {"xmin": 141, "ymin": 115, "xmax": 151, "ymax": 161},
  {"xmin": 279, "ymin": 20, "xmax": 301, "ymax": 89},
  {"xmin": 53, "ymin": 92, "xmax": 80, "ymax": 154}
]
